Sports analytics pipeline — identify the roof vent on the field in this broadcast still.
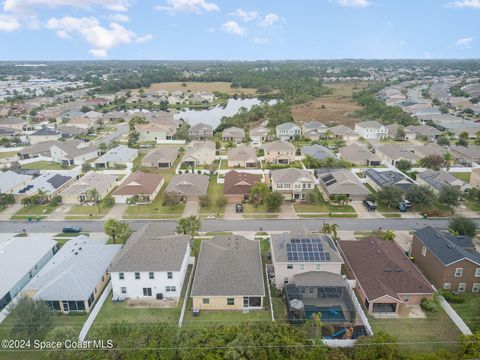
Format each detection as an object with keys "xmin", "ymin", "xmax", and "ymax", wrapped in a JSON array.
[
  {"xmin": 384, "ymin": 268, "xmax": 392, "ymax": 272},
  {"xmin": 394, "ymin": 268, "xmax": 403, "ymax": 272},
  {"xmin": 376, "ymin": 250, "xmax": 381, "ymax": 255}
]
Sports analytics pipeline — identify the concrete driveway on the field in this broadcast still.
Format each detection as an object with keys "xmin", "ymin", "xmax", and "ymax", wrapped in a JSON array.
[
  {"xmin": 182, "ymin": 202, "xmax": 200, "ymax": 217},
  {"xmin": 104, "ymin": 204, "xmax": 128, "ymax": 219},
  {"xmin": 0, "ymin": 204, "xmax": 22, "ymax": 220},
  {"xmin": 279, "ymin": 202, "xmax": 298, "ymax": 219},
  {"xmin": 224, "ymin": 203, "xmax": 242, "ymax": 219},
  {"xmin": 350, "ymin": 201, "xmax": 384, "ymax": 219}
]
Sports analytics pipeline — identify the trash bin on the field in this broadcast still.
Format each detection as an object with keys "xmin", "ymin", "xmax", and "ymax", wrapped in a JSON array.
[{"xmin": 192, "ymin": 307, "xmax": 200, "ymax": 317}]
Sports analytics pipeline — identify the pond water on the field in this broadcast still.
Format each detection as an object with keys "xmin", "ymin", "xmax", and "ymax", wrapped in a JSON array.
[{"xmin": 173, "ymin": 98, "xmax": 265, "ymax": 128}]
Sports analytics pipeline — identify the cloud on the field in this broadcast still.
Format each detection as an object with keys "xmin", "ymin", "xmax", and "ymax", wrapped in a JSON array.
[
  {"xmin": 336, "ymin": 0, "xmax": 370, "ymax": 7},
  {"xmin": 253, "ymin": 37, "xmax": 267, "ymax": 45},
  {"xmin": 221, "ymin": 20, "xmax": 245, "ymax": 35},
  {"xmin": 0, "ymin": 14, "xmax": 20, "ymax": 31},
  {"xmin": 258, "ymin": 13, "xmax": 279, "ymax": 27},
  {"xmin": 109, "ymin": 13, "xmax": 130, "ymax": 22},
  {"xmin": 89, "ymin": 48, "xmax": 107, "ymax": 58},
  {"xmin": 135, "ymin": 33, "xmax": 153, "ymax": 44},
  {"xmin": 155, "ymin": 0, "xmax": 219, "ymax": 14},
  {"xmin": 3, "ymin": 0, "xmax": 132, "ymax": 14},
  {"xmin": 455, "ymin": 37, "xmax": 473, "ymax": 48},
  {"xmin": 229, "ymin": 9, "xmax": 258, "ymax": 22},
  {"xmin": 447, "ymin": 0, "xmax": 480, "ymax": 9}
]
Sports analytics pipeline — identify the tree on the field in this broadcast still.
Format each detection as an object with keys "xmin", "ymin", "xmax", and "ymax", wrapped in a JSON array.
[
  {"xmin": 354, "ymin": 331, "xmax": 400, "ymax": 360},
  {"xmin": 396, "ymin": 159, "xmax": 412, "ymax": 173},
  {"xmin": 81, "ymin": 162, "xmax": 92, "ymax": 173},
  {"xmin": 216, "ymin": 195, "xmax": 227, "ymax": 208},
  {"xmin": 321, "ymin": 223, "xmax": 339, "ymax": 240},
  {"xmin": 449, "ymin": 216, "xmax": 477, "ymax": 237},
  {"xmin": 437, "ymin": 136, "xmax": 450, "ymax": 146},
  {"xmin": 104, "ymin": 219, "xmax": 131, "ymax": 244},
  {"xmin": 265, "ymin": 192, "xmax": 284, "ymax": 212},
  {"xmin": 249, "ymin": 181, "xmax": 270, "ymax": 206},
  {"xmin": 0, "ymin": 192, "xmax": 15, "ymax": 208},
  {"xmin": 443, "ymin": 152, "xmax": 453, "ymax": 170},
  {"xmin": 98, "ymin": 142, "xmax": 108, "ymax": 154},
  {"xmin": 45, "ymin": 326, "xmax": 77, "ymax": 345},
  {"xmin": 163, "ymin": 193, "xmax": 181, "ymax": 207},
  {"xmin": 419, "ymin": 155, "xmax": 444, "ymax": 170},
  {"xmin": 86, "ymin": 188, "xmax": 101, "ymax": 213},
  {"xmin": 461, "ymin": 332, "xmax": 480, "ymax": 360},
  {"xmin": 439, "ymin": 184, "xmax": 462, "ymax": 207},
  {"xmin": 330, "ymin": 194, "xmax": 348, "ymax": 205},
  {"xmin": 11, "ymin": 296, "xmax": 53, "ymax": 339},
  {"xmin": 382, "ymin": 230, "xmax": 396, "ymax": 241},
  {"xmin": 406, "ymin": 185, "xmax": 436, "ymax": 206},
  {"xmin": 376, "ymin": 186, "xmax": 403, "ymax": 209},
  {"xmin": 395, "ymin": 126, "xmax": 406, "ymax": 141},
  {"xmin": 305, "ymin": 190, "xmax": 320, "ymax": 204},
  {"xmin": 456, "ymin": 137, "xmax": 469, "ymax": 147},
  {"xmin": 177, "ymin": 216, "xmax": 201, "ymax": 239}
]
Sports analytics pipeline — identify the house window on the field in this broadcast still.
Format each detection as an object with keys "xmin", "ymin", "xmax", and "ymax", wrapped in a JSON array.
[
  {"xmin": 299, "ymin": 264, "xmax": 305, "ymax": 271},
  {"xmin": 316, "ymin": 264, "xmax": 321, "ymax": 271},
  {"xmin": 284, "ymin": 277, "xmax": 288, "ymax": 284},
  {"xmin": 165, "ymin": 286, "xmax": 176, "ymax": 292},
  {"xmin": 455, "ymin": 268, "xmax": 463, "ymax": 277},
  {"xmin": 443, "ymin": 283, "xmax": 451, "ymax": 290},
  {"xmin": 119, "ymin": 273, "xmax": 124, "ymax": 280},
  {"xmin": 458, "ymin": 283, "xmax": 466, "ymax": 292},
  {"xmin": 149, "ymin": 272, "xmax": 154, "ymax": 279},
  {"xmin": 203, "ymin": 298, "xmax": 210, "ymax": 304},
  {"xmin": 135, "ymin": 272, "xmax": 140, "ymax": 280},
  {"xmin": 167, "ymin": 272, "xmax": 173, "ymax": 280},
  {"xmin": 403, "ymin": 295, "xmax": 410, "ymax": 303},
  {"xmin": 473, "ymin": 283, "xmax": 480, "ymax": 293},
  {"xmin": 143, "ymin": 288, "xmax": 152, "ymax": 296},
  {"xmin": 277, "ymin": 184, "xmax": 283, "ymax": 189},
  {"xmin": 287, "ymin": 264, "xmax": 293, "ymax": 269},
  {"xmin": 121, "ymin": 287, "xmax": 127, "ymax": 294},
  {"xmin": 227, "ymin": 298, "xmax": 235, "ymax": 306},
  {"xmin": 475, "ymin": 268, "xmax": 480, "ymax": 277},
  {"xmin": 421, "ymin": 246, "xmax": 426, "ymax": 256}
]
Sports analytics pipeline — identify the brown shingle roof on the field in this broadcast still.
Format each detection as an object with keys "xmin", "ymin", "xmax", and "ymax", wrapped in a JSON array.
[
  {"xmin": 112, "ymin": 171, "xmax": 163, "ymax": 196},
  {"xmin": 224, "ymin": 171, "xmax": 261, "ymax": 196},
  {"xmin": 338, "ymin": 237, "xmax": 434, "ymax": 301}
]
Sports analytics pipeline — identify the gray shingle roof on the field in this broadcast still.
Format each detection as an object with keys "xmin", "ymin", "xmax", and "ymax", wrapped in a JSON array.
[
  {"xmin": 165, "ymin": 173, "xmax": 209, "ymax": 197},
  {"xmin": 110, "ymin": 224, "xmax": 189, "ymax": 272},
  {"xmin": 366, "ymin": 169, "xmax": 414, "ymax": 192},
  {"xmin": 191, "ymin": 235, "xmax": 265, "ymax": 297},
  {"xmin": 417, "ymin": 170, "xmax": 465, "ymax": 191},
  {"xmin": 302, "ymin": 144, "xmax": 335, "ymax": 160},
  {"xmin": 293, "ymin": 271, "xmax": 345, "ymax": 287}
]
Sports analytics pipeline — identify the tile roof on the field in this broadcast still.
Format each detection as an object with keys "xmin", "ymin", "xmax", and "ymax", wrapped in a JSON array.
[{"xmin": 224, "ymin": 171, "xmax": 261, "ymax": 196}]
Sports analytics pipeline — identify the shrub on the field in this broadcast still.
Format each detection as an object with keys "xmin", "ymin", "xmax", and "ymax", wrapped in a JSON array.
[
  {"xmin": 421, "ymin": 296, "xmax": 440, "ymax": 312},
  {"xmin": 442, "ymin": 292, "xmax": 466, "ymax": 304},
  {"xmin": 199, "ymin": 195, "xmax": 211, "ymax": 208}
]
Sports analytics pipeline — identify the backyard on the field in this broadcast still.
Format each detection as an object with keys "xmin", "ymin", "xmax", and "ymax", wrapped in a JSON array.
[
  {"xmin": 444, "ymin": 293, "xmax": 480, "ymax": 332},
  {"xmin": 21, "ymin": 161, "xmax": 75, "ymax": 170},
  {"xmin": 67, "ymin": 198, "xmax": 114, "ymax": 219}
]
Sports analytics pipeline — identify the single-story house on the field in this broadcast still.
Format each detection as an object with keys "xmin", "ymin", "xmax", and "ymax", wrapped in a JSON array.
[
  {"xmin": 329, "ymin": 125, "xmax": 359, "ymax": 141},
  {"xmin": 301, "ymin": 144, "xmax": 335, "ymax": 161},
  {"xmin": 338, "ymin": 237, "xmax": 434, "ymax": 316},
  {"xmin": 24, "ymin": 236, "xmax": 121, "ymax": 313},
  {"xmin": 221, "ymin": 127, "xmax": 245, "ymax": 144},
  {"xmin": 164, "ymin": 173, "xmax": 209, "ymax": 202},
  {"xmin": 450, "ymin": 145, "xmax": 480, "ymax": 164},
  {"xmin": 57, "ymin": 125, "xmax": 87, "ymax": 138},
  {"xmin": 411, "ymin": 143, "xmax": 447, "ymax": 159},
  {"xmin": 365, "ymin": 169, "xmax": 415, "ymax": 192},
  {"xmin": 0, "ymin": 171, "xmax": 33, "ymax": 194},
  {"xmin": 13, "ymin": 171, "xmax": 78, "ymax": 201},
  {"xmin": 376, "ymin": 144, "xmax": 420, "ymax": 166},
  {"xmin": 191, "ymin": 235, "xmax": 265, "ymax": 310},
  {"xmin": 141, "ymin": 146, "xmax": 179, "ymax": 168},
  {"xmin": 406, "ymin": 124, "xmax": 442, "ymax": 140},
  {"xmin": 250, "ymin": 126, "xmax": 270, "ymax": 146},
  {"xmin": 417, "ymin": 170, "xmax": 470, "ymax": 193},
  {"xmin": 386, "ymin": 124, "xmax": 416, "ymax": 141},
  {"xmin": 227, "ymin": 144, "xmax": 258, "ymax": 168},
  {"xmin": 271, "ymin": 168, "xmax": 316, "ymax": 201},
  {"xmin": 182, "ymin": 141, "xmax": 215, "ymax": 167},
  {"xmin": 60, "ymin": 172, "xmax": 117, "ymax": 205},
  {"xmin": 338, "ymin": 143, "xmax": 381, "ymax": 166},
  {"xmin": 136, "ymin": 123, "xmax": 176, "ymax": 142},
  {"xmin": 50, "ymin": 140, "xmax": 98, "ymax": 165},
  {"xmin": 302, "ymin": 121, "xmax": 328, "ymax": 140},
  {"xmin": 264, "ymin": 140, "xmax": 296, "ymax": 164},
  {"xmin": 94, "ymin": 145, "xmax": 138, "ymax": 168},
  {"xmin": 29, "ymin": 127, "xmax": 62, "ymax": 145},
  {"xmin": 316, "ymin": 169, "xmax": 370, "ymax": 201},
  {"xmin": 17, "ymin": 141, "xmax": 58, "ymax": 159},
  {"xmin": 224, "ymin": 170, "xmax": 261, "ymax": 203},
  {"xmin": 112, "ymin": 171, "xmax": 164, "ymax": 204}
]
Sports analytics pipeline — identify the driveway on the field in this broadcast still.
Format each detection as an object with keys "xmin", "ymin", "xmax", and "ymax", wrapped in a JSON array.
[
  {"xmin": 47, "ymin": 205, "xmax": 73, "ymax": 220},
  {"xmin": 279, "ymin": 202, "xmax": 298, "ymax": 219},
  {"xmin": 104, "ymin": 204, "xmax": 128, "ymax": 219},
  {"xmin": 224, "ymin": 203, "xmax": 242, "ymax": 220},
  {"xmin": 350, "ymin": 202, "xmax": 384, "ymax": 219},
  {"xmin": 0, "ymin": 204, "xmax": 22, "ymax": 221},
  {"xmin": 182, "ymin": 202, "xmax": 200, "ymax": 218}
]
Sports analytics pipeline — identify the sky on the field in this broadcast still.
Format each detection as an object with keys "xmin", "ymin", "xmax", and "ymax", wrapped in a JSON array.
[{"xmin": 0, "ymin": 0, "xmax": 479, "ymax": 60}]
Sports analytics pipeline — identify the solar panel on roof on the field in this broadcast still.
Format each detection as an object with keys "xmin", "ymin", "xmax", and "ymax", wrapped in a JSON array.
[{"xmin": 286, "ymin": 237, "xmax": 329, "ymax": 262}]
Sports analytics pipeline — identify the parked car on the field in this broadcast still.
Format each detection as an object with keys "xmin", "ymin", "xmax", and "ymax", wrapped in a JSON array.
[
  {"xmin": 399, "ymin": 200, "xmax": 411, "ymax": 212},
  {"xmin": 63, "ymin": 225, "xmax": 81, "ymax": 233},
  {"xmin": 362, "ymin": 200, "xmax": 377, "ymax": 211}
]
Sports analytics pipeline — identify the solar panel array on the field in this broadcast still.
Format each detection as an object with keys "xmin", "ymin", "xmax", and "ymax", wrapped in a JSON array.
[
  {"xmin": 321, "ymin": 174, "xmax": 337, "ymax": 187},
  {"xmin": 286, "ymin": 238, "xmax": 331, "ymax": 262}
]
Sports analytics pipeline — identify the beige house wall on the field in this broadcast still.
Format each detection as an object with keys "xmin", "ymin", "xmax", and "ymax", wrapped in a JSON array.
[{"xmin": 192, "ymin": 295, "xmax": 263, "ymax": 310}]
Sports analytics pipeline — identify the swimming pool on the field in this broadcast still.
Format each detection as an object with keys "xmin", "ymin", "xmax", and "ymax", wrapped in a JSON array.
[{"xmin": 304, "ymin": 305, "xmax": 346, "ymax": 322}]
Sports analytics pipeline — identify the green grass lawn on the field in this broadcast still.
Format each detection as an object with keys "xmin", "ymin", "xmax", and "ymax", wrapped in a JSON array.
[
  {"xmin": 12, "ymin": 204, "xmax": 58, "ymax": 220},
  {"xmin": 369, "ymin": 309, "xmax": 461, "ymax": 354},
  {"xmin": 465, "ymin": 200, "xmax": 480, "ymax": 214},
  {"xmin": 68, "ymin": 198, "xmax": 114, "ymax": 217},
  {"xmin": 0, "ymin": 151, "xmax": 17, "ymax": 158},
  {"xmin": 199, "ymin": 178, "xmax": 225, "ymax": 216},
  {"xmin": 445, "ymin": 293, "xmax": 480, "ymax": 332},
  {"xmin": 21, "ymin": 161, "xmax": 75, "ymax": 170},
  {"xmin": 243, "ymin": 203, "xmax": 271, "ymax": 213},
  {"xmin": 452, "ymin": 172, "xmax": 471, "ymax": 183}
]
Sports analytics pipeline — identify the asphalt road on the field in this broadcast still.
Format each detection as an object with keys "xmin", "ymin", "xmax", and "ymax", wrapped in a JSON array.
[
  {"xmin": 94, "ymin": 124, "xmax": 129, "ymax": 145},
  {"xmin": 0, "ymin": 218, "xmax": 472, "ymax": 234}
]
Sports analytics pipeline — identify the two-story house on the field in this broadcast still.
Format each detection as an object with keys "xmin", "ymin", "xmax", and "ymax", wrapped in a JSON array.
[
  {"xmin": 411, "ymin": 226, "xmax": 480, "ymax": 293},
  {"xmin": 276, "ymin": 122, "xmax": 302, "ymax": 140},
  {"xmin": 354, "ymin": 120, "xmax": 388, "ymax": 140},
  {"xmin": 221, "ymin": 127, "xmax": 245, "ymax": 144},
  {"xmin": 263, "ymin": 140, "xmax": 296, "ymax": 164},
  {"xmin": 110, "ymin": 224, "xmax": 190, "ymax": 303},
  {"xmin": 271, "ymin": 168, "xmax": 316, "ymax": 201},
  {"xmin": 188, "ymin": 122, "xmax": 213, "ymax": 141}
]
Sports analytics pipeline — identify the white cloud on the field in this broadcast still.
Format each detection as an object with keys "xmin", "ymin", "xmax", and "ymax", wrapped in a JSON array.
[
  {"xmin": 229, "ymin": 9, "xmax": 258, "ymax": 22},
  {"xmin": 135, "ymin": 33, "xmax": 153, "ymax": 44},
  {"xmin": 109, "ymin": 13, "xmax": 130, "ymax": 22},
  {"xmin": 89, "ymin": 48, "xmax": 107, "ymax": 58},
  {"xmin": 221, "ymin": 20, "xmax": 245, "ymax": 35},
  {"xmin": 253, "ymin": 37, "xmax": 267, "ymax": 44},
  {"xmin": 3, "ymin": 0, "xmax": 132, "ymax": 14},
  {"xmin": 258, "ymin": 13, "xmax": 279, "ymax": 27},
  {"xmin": 0, "ymin": 14, "xmax": 20, "ymax": 31},
  {"xmin": 447, "ymin": 0, "xmax": 480, "ymax": 9},
  {"xmin": 456, "ymin": 37, "xmax": 473, "ymax": 48},
  {"xmin": 336, "ymin": 0, "xmax": 370, "ymax": 7},
  {"xmin": 155, "ymin": 0, "xmax": 219, "ymax": 14}
]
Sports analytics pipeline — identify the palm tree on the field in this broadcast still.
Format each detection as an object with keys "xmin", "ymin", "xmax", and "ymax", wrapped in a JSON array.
[
  {"xmin": 443, "ymin": 152, "xmax": 453, "ymax": 170},
  {"xmin": 304, "ymin": 312, "xmax": 323, "ymax": 340},
  {"xmin": 177, "ymin": 216, "xmax": 201, "ymax": 245},
  {"xmin": 382, "ymin": 230, "xmax": 396, "ymax": 241},
  {"xmin": 321, "ymin": 223, "xmax": 339, "ymax": 240}
]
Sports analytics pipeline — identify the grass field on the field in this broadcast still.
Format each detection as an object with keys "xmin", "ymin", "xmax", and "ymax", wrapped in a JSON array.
[
  {"xmin": 21, "ymin": 161, "xmax": 75, "ymax": 170},
  {"xmin": 451, "ymin": 172, "xmax": 471, "ymax": 183},
  {"xmin": 293, "ymin": 202, "xmax": 355, "ymax": 213},
  {"xmin": 446, "ymin": 293, "xmax": 480, "ymax": 332},
  {"xmin": 146, "ymin": 81, "xmax": 259, "ymax": 96},
  {"xmin": 68, "ymin": 198, "xmax": 114, "ymax": 217}
]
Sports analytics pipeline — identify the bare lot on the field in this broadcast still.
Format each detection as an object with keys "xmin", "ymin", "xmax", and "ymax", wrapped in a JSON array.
[{"xmin": 146, "ymin": 81, "xmax": 258, "ymax": 95}]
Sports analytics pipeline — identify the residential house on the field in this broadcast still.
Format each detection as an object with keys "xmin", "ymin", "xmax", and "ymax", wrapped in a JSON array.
[
  {"xmin": 276, "ymin": 122, "xmax": 302, "ymax": 140},
  {"xmin": 339, "ymin": 143, "xmax": 381, "ymax": 166},
  {"xmin": 376, "ymin": 144, "xmax": 420, "ymax": 166},
  {"xmin": 411, "ymin": 143, "xmax": 447, "ymax": 159},
  {"xmin": 354, "ymin": 121, "xmax": 388, "ymax": 140},
  {"xmin": 60, "ymin": 172, "xmax": 117, "ymax": 205},
  {"xmin": 24, "ymin": 237, "xmax": 120, "ymax": 313},
  {"xmin": 136, "ymin": 123, "xmax": 176, "ymax": 142},
  {"xmin": 29, "ymin": 127, "xmax": 62, "ymax": 145},
  {"xmin": 0, "ymin": 117, "xmax": 31, "ymax": 133},
  {"xmin": 264, "ymin": 140, "xmax": 296, "ymax": 164},
  {"xmin": 13, "ymin": 171, "xmax": 78, "ymax": 201},
  {"xmin": 68, "ymin": 116, "xmax": 97, "ymax": 130},
  {"xmin": 365, "ymin": 169, "xmax": 414, "ymax": 192},
  {"xmin": 250, "ymin": 126, "xmax": 270, "ymax": 146},
  {"xmin": 110, "ymin": 224, "xmax": 190, "ymax": 302},
  {"xmin": 182, "ymin": 141, "xmax": 215, "ymax": 167},
  {"xmin": 329, "ymin": 125, "xmax": 358, "ymax": 142},
  {"xmin": 271, "ymin": 168, "xmax": 316, "ymax": 201},
  {"xmin": 17, "ymin": 141, "xmax": 57, "ymax": 159},
  {"xmin": 50, "ymin": 140, "xmax": 98, "ymax": 165},
  {"xmin": 141, "ymin": 146, "xmax": 179, "ymax": 168},
  {"xmin": 338, "ymin": 237, "xmax": 434, "ymax": 316},
  {"xmin": 0, "ymin": 171, "xmax": 33, "ymax": 194},
  {"xmin": 317, "ymin": 169, "xmax": 370, "ymax": 201},
  {"xmin": 406, "ymin": 124, "xmax": 442, "ymax": 140},
  {"xmin": 450, "ymin": 145, "xmax": 480, "ymax": 164},
  {"xmin": 412, "ymin": 226, "xmax": 480, "ymax": 293},
  {"xmin": 270, "ymin": 233, "xmax": 343, "ymax": 288},
  {"xmin": 386, "ymin": 124, "xmax": 416, "ymax": 141},
  {"xmin": 57, "ymin": 125, "xmax": 87, "ymax": 138},
  {"xmin": 94, "ymin": 145, "xmax": 138, "ymax": 168},
  {"xmin": 188, "ymin": 123, "xmax": 213, "ymax": 140},
  {"xmin": 417, "ymin": 170, "xmax": 469, "ymax": 193},
  {"xmin": 112, "ymin": 171, "xmax": 164, "ymax": 204},
  {"xmin": 164, "ymin": 173, "xmax": 209, "ymax": 202},
  {"xmin": 223, "ymin": 171, "xmax": 261, "ymax": 203},
  {"xmin": 221, "ymin": 127, "xmax": 245, "ymax": 144},
  {"xmin": 302, "ymin": 121, "xmax": 328, "ymax": 140},
  {"xmin": 227, "ymin": 144, "xmax": 258, "ymax": 168},
  {"xmin": 301, "ymin": 144, "xmax": 335, "ymax": 161},
  {"xmin": 191, "ymin": 235, "xmax": 265, "ymax": 310},
  {"xmin": 0, "ymin": 235, "xmax": 57, "ymax": 311},
  {"xmin": 471, "ymin": 168, "xmax": 480, "ymax": 187}
]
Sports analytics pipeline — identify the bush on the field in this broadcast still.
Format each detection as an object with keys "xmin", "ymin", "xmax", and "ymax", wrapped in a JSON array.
[
  {"xmin": 216, "ymin": 196, "xmax": 227, "ymax": 208},
  {"xmin": 442, "ymin": 292, "xmax": 466, "ymax": 304},
  {"xmin": 199, "ymin": 195, "xmax": 211, "ymax": 208},
  {"xmin": 421, "ymin": 297, "xmax": 439, "ymax": 312}
]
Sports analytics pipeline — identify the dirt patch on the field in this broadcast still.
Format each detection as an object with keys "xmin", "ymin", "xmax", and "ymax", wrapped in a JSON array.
[
  {"xmin": 291, "ymin": 82, "xmax": 369, "ymax": 127},
  {"xmin": 126, "ymin": 298, "xmax": 178, "ymax": 308},
  {"xmin": 146, "ymin": 81, "xmax": 258, "ymax": 95}
]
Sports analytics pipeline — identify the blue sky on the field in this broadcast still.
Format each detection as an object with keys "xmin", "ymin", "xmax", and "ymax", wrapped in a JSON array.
[{"xmin": 0, "ymin": 0, "xmax": 479, "ymax": 60}]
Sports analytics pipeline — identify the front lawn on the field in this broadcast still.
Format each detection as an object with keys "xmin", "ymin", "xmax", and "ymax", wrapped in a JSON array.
[
  {"xmin": 465, "ymin": 200, "xmax": 480, "ymax": 214},
  {"xmin": 243, "ymin": 204, "xmax": 270, "ymax": 213},
  {"xmin": 199, "ymin": 177, "xmax": 225, "ymax": 216},
  {"xmin": 21, "ymin": 161, "xmax": 75, "ymax": 170},
  {"xmin": 451, "ymin": 172, "xmax": 471, "ymax": 183},
  {"xmin": 68, "ymin": 198, "xmax": 114, "ymax": 217},
  {"xmin": 294, "ymin": 202, "xmax": 355, "ymax": 213},
  {"xmin": 444, "ymin": 293, "xmax": 480, "ymax": 332},
  {"xmin": 12, "ymin": 204, "xmax": 58, "ymax": 220}
]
